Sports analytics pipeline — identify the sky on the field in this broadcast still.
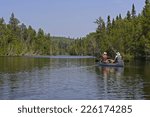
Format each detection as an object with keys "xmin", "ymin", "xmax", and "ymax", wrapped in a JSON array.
[{"xmin": 0, "ymin": 0, "xmax": 145, "ymax": 38}]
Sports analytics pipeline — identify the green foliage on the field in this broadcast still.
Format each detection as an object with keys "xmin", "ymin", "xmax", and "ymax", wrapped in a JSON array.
[
  {"xmin": 81, "ymin": 0, "xmax": 150, "ymax": 59},
  {"xmin": 0, "ymin": 0, "xmax": 150, "ymax": 59},
  {"xmin": 0, "ymin": 13, "xmax": 74, "ymax": 56}
]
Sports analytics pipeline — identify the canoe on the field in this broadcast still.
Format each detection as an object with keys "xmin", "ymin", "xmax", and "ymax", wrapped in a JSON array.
[{"xmin": 98, "ymin": 60, "xmax": 124, "ymax": 67}]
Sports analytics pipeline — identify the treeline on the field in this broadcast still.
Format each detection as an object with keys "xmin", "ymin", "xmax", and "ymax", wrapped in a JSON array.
[
  {"xmin": 0, "ymin": 0, "xmax": 150, "ymax": 59},
  {"xmin": 0, "ymin": 13, "xmax": 74, "ymax": 56},
  {"xmin": 70, "ymin": 0, "xmax": 150, "ymax": 59}
]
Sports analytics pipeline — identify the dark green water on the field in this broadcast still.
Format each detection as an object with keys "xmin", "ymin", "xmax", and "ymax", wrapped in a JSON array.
[{"xmin": 0, "ymin": 56, "xmax": 150, "ymax": 100}]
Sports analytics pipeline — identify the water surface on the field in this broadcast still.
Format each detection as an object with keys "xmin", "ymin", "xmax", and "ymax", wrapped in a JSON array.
[{"xmin": 0, "ymin": 56, "xmax": 150, "ymax": 99}]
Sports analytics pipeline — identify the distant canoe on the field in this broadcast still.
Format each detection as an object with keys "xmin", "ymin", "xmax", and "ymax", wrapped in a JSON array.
[{"xmin": 98, "ymin": 60, "xmax": 124, "ymax": 67}]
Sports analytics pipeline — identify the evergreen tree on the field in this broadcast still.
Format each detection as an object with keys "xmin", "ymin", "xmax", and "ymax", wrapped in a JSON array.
[
  {"xmin": 131, "ymin": 4, "xmax": 136, "ymax": 18},
  {"xmin": 127, "ymin": 11, "xmax": 131, "ymax": 20},
  {"xmin": 9, "ymin": 13, "xmax": 20, "ymax": 31},
  {"xmin": 142, "ymin": 0, "xmax": 150, "ymax": 36},
  {"xmin": 116, "ymin": 15, "xmax": 119, "ymax": 20},
  {"xmin": 112, "ymin": 18, "xmax": 115, "ymax": 27},
  {"xmin": 119, "ymin": 14, "xmax": 122, "ymax": 20},
  {"xmin": 142, "ymin": 0, "xmax": 150, "ymax": 56},
  {"xmin": 107, "ymin": 15, "xmax": 111, "ymax": 33}
]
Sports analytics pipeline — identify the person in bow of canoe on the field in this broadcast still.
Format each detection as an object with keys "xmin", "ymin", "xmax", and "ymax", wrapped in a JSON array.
[{"xmin": 101, "ymin": 52, "xmax": 109, "ymax": 63}]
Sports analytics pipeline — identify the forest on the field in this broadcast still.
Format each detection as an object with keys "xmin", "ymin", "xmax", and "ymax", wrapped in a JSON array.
[{"xmin": 0, "ymin": 0, "xmax": 150, "ymax": 60}]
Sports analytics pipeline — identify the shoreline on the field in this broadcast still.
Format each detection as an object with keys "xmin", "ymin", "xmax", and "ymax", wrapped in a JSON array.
[{"xmin": 0, "ymin": 55, "xmax": 96, "ymax": 59}]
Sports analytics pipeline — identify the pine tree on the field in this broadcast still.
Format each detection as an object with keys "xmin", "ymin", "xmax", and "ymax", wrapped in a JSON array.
[
  {"xmin": 94, "ymin": 17, "xmax": 105, "ymax": 32},
  {"xmin": 142, "ymin": 0, "xmax": 150, "ymax": 56},
  {"xmin": 142, "ymin": 0, "xmax": 150, "ymax": 36},
  {"xmin": 127, "ymin": 11, "xmax": 131, "ymax": 20},
  {"xmin": 119, "ymin": 14, "xmax": 122, "ymax": 20},
  {"xmin": 107, "ymin": 15, "xmax": 111, "ymax": 33},
  {"xmin": 116, "ymin": 15, "xmax": 119, "ymax": 20},
  {"xmin": 131, "ymin": 4, "xmax": 136, "ymax": 18},
  {"xmin": 9, "ymin": 13, "xmax": 20, "ymax": 31}
]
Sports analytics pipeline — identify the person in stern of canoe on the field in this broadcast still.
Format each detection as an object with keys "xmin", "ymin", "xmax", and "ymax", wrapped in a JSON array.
[{"xmin": 113, "ymin": 52, "xmax": 122, "ymax": 63}]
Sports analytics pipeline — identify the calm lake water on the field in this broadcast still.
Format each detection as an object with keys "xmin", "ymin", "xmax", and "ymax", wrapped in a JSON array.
[{"xmin": 0, "ymin": 56, "xmax": 150, "ymax": 100}]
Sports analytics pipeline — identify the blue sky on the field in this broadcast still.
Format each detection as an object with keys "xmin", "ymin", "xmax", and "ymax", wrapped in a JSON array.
[{"xmin": 0, "ymin": 0, "xmax": 145, "ymax": 38}]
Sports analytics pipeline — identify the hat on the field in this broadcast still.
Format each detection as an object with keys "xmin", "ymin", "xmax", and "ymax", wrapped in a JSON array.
[
  {"xmin": 116, "ymin": 52, "xmax": 120, "ymax": 55},
  {"xmin": 104, "ymin": 52, "xmax": 107, "ymax": 55}
]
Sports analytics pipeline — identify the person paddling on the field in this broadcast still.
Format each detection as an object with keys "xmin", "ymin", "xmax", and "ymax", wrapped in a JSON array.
[
  {"xmin": 101, "ymin": 52, "xmax": 109, "ymax": 63},
  {"xmin": 114, "ymin": 52, "xmax": 122, "ymax": 63}
]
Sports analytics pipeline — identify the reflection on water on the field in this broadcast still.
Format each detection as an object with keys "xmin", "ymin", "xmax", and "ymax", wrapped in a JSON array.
[
  {"xmin": 96, "ymin": 67, "xmax": 145, "ymax": 99},
  {"xmin": 0, "ymin": 56, "xmax": 150, "ymax": 99}
]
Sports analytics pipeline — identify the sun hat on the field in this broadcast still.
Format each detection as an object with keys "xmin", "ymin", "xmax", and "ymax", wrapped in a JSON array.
[
  {"xmin": 116, "ymin": 52, "xmax": 120, "ymax": 55},
  {"xmin": 104, "ymin": 52, "xmax": 107, "ymax": 55}
]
